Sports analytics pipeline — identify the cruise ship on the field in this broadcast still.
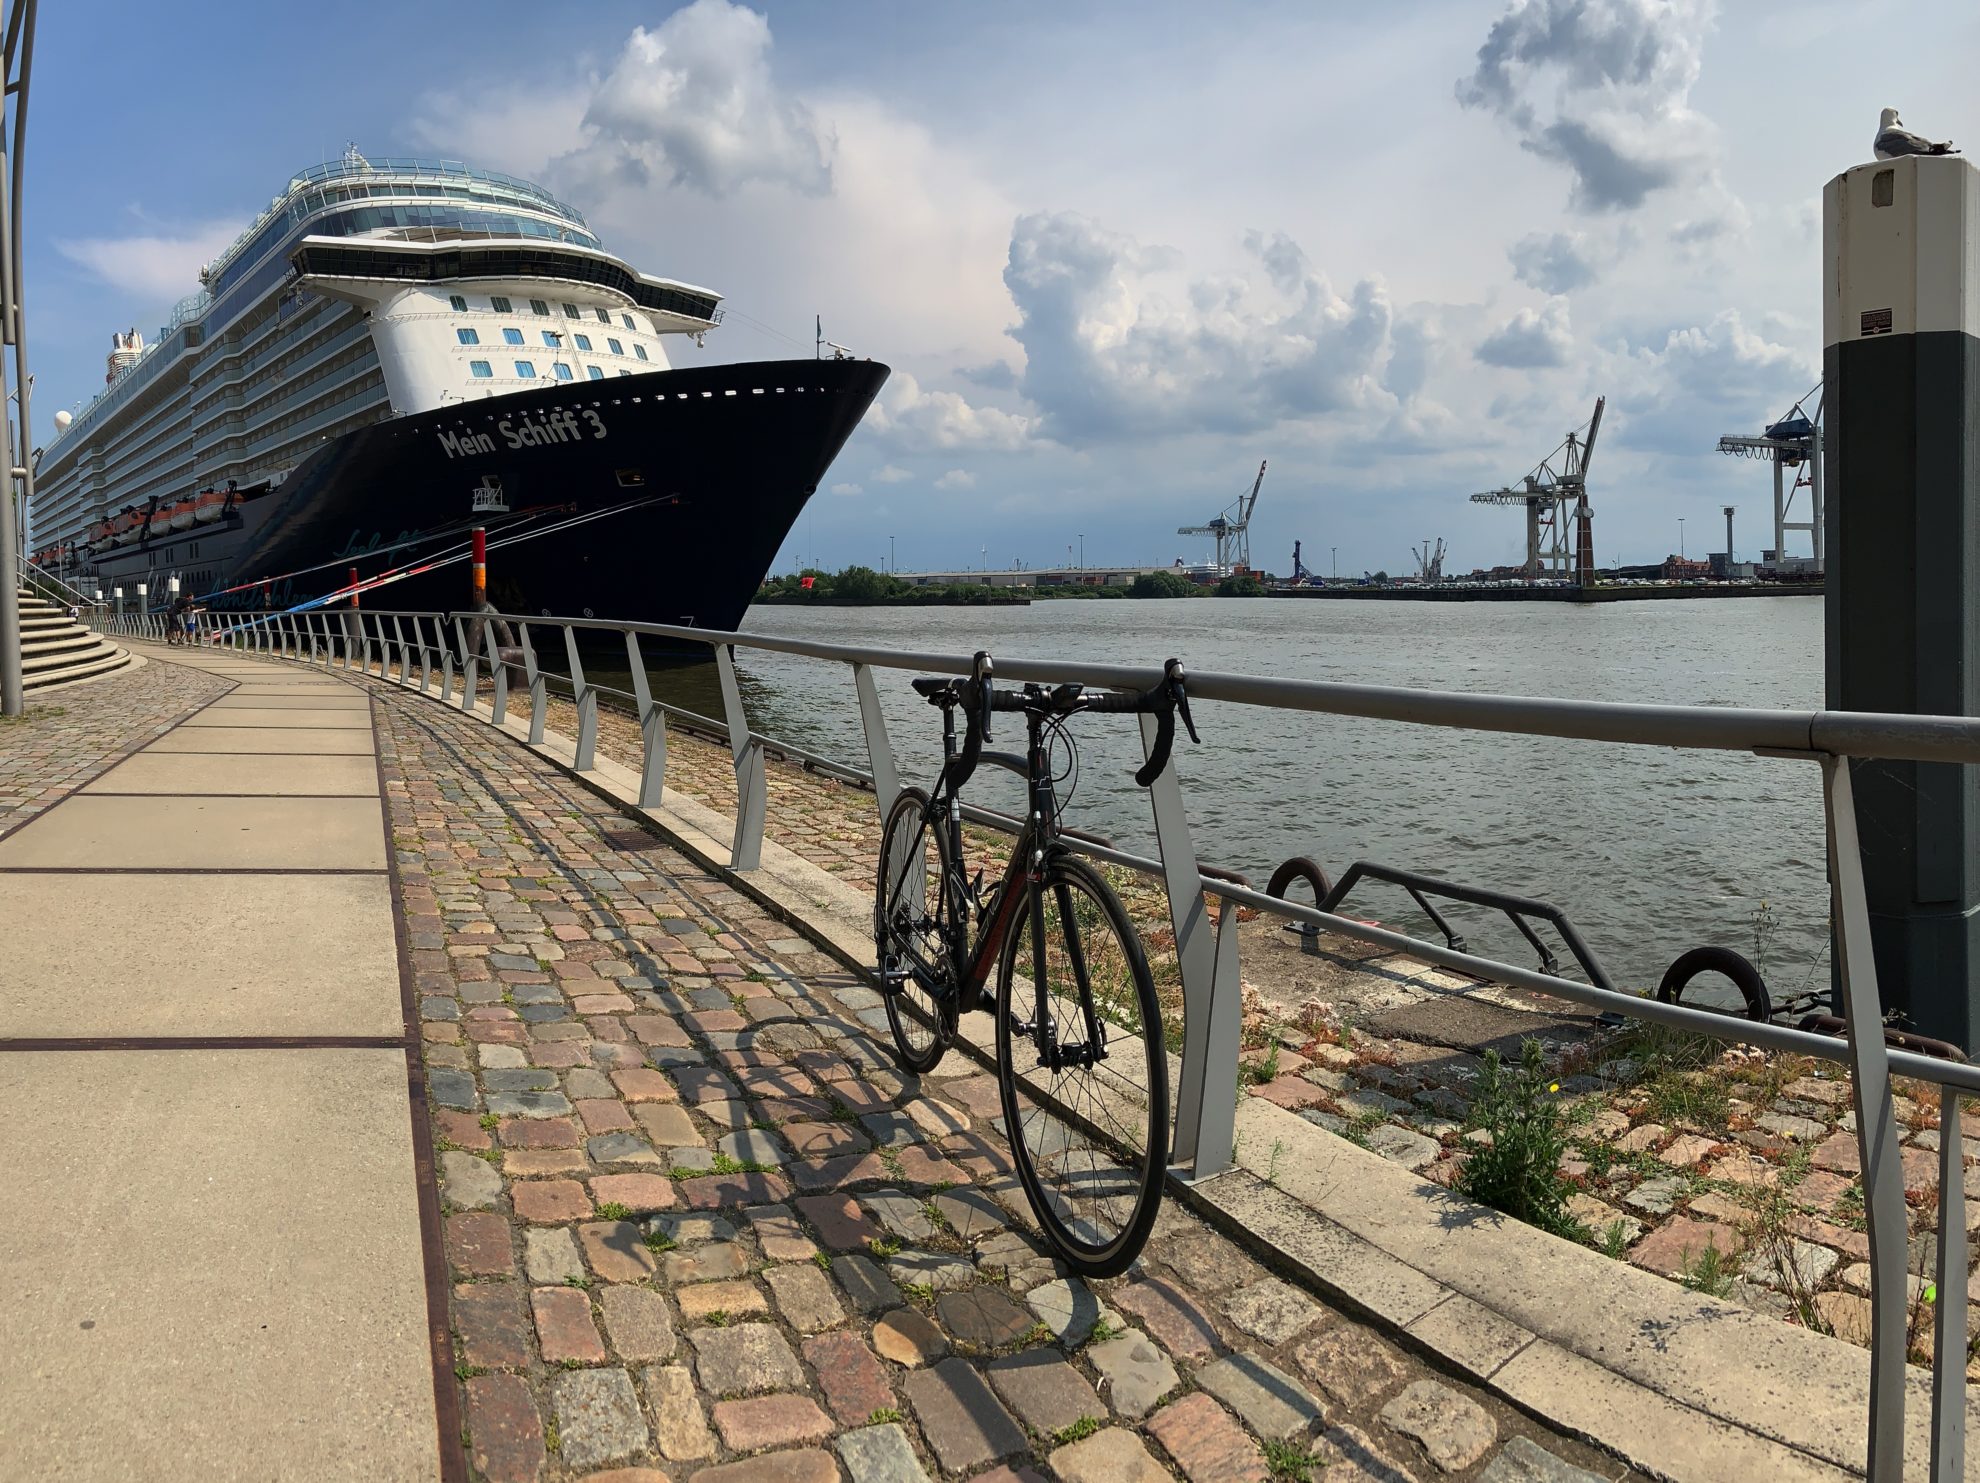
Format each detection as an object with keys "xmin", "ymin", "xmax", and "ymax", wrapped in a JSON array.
[{"xmin": 28, "ymin": 149, "xmax": 887, "ymax": 631}]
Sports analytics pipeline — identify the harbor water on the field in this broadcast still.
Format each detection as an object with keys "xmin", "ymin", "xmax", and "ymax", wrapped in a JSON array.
[{"xmin": 643, "ymin": 596, "xmax": 1829, "ymax": 1000}]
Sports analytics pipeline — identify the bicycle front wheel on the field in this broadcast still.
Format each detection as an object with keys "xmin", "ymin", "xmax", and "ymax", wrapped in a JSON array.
[
  {"xmin": 996, "ymin": 857, "xmax": 1168, "ymax": 1278},
  {"xmin": 875, "ymin": 786, "xmax": 958, "ymax": 1075}
]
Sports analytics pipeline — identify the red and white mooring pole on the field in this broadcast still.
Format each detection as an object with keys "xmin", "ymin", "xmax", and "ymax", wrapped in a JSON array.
[
  {"xmin": 348, "ymin": 566, "xmax": 360, "ymax": 608},
  {"xmin": 472, "ymin": 526, "xmax": 487, "ymax": 608}
]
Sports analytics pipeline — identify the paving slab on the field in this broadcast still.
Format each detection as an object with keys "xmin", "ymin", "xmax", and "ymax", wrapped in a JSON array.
[
  {"xmin": 82, "ymin": 751, "xmax": 379, "ymax": 796},
  {"xmin": 205, "ymin": 693, "xmax": 371, "ymax": 711},
  {"xmin": 0, "ymin": 873, "xmax": 402, "ymax": 1037},
  {"xmin": 0, "ymin": 1048, "xmax": 436, "ymax": 1481},
  {"xmin": 142, "ymin": 725, "xmax": 376, "ymax": 755},
  {"xmin": 182, "ymin": 707, "xmax": 372, "ymax": 728},
  {"xmin": 0, "ymin": 795, "xmax": 385, "ymax": 870}
]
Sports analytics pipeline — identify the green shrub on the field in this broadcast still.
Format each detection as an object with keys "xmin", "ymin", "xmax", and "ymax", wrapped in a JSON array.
[
  {"xmin": 1128, "ymin": 570, "xmax": 1201, "ymax": 599},
  {"xmin": 1455, "ymin": 1038, "xmax": 1587, "ymax": 1241}
]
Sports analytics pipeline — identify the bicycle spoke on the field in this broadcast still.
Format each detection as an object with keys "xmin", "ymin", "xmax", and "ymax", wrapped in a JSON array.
[{"xmin": 876, "ymin": 790, "xmax": 956, "ymax": 1073}]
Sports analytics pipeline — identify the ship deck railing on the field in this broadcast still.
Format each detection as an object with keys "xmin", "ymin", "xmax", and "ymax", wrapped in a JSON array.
[{"xmin": 119, "ymin": 598, "xmax": 1980, "ymax": 1483}]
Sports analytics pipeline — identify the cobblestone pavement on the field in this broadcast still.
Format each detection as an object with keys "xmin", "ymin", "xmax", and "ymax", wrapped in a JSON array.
[
  {"xmin": 493, "ymin": 677, "xmax": 1958, "ymax": 1376},
  {"xmin": 0, "ymin": 655, "xmax": 226, "ymax": 834},
  {"xmin": 370, "ymin": 674, "xmax": 1634, "ymax": 1481}
]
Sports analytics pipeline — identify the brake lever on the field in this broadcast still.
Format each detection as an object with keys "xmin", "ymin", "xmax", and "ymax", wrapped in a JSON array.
[
  {"xmin": 973, "ymin": 650, "xmax": 994, "ymax": 742},
  {"xmin": 1164, "ymin": 658, "xmax": 1200, "ymax": 744}
]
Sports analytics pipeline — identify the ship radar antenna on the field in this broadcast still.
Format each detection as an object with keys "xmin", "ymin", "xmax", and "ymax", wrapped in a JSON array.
[{"xmin": 343, "ymin": 141, "xmax": 370, "ymax": 170}]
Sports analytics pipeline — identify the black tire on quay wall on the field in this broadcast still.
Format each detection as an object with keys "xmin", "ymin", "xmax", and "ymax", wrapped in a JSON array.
[
  {"xmin": 1266, "ymin": 856, "xmax": 1333, "ymax": 906},
  {"xmin": 1655, "ymin": 945, "xmax": 1773, "ymax": 1023}
]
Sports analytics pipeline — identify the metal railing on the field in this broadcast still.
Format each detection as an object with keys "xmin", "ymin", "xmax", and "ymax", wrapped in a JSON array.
[{"xmin": 152, "ymin": 599, "xmax": 1980, "ymax": 1481}]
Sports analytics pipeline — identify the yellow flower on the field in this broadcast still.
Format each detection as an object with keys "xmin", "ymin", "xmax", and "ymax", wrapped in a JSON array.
[{"xmin": 1548, "ymin": 1082, "xmax": 1560, "ymax": 1093}]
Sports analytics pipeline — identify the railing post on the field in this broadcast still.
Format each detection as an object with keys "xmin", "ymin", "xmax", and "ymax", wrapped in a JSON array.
[
  {"xmin": 483, "ymin": 616, "xmax": 507, "ymax": 726},
  {"xmin": 520, "ymin": 622, "xmax": 546, "ymax": 743},
  {"xmin": 1140, "ymin": 709, "xmax": 1239, "ymax": 1179},
  {"xmin": 625, "ymin": 630, "xmax": 666, "ymax": 807},
  {"xmin": 563, "ymin": 626, "xmax": 597, "ymax": 770},
  {"xmin": 1823, "ymin": 753, "xmax": 1908, "ymax": 1483},
  {"xmin": 1933, "ymin": 1083, "xmax": 1968, "ymax": 1481},
  {"xmin": 416, "ymin": 615, "xmax": 433, "ymax": 694},
  {"xmin": 456, "ymin": 615, "xmax": 478, "ymax": 713},
  {"xmin": 439, "ymin": 617, "xmax": 456, "ymax": 701},
  {"xmin": 715, "ymin": 642, "xmax": 766, "ymax": 871},
  {"xmin": 853, "ymin": 662, "xmax": 900, "ymax": 818}
]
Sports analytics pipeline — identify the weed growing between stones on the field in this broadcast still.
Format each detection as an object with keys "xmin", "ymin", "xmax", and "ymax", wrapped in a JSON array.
[
  {"xmin": 1680, "ymin": 1242, "xmax": 1739, "ymax": 1298},
  {"xmin": 1455, "ymin": 1039, "xmax": 1587, "ymax": 1241},
  {"xmin": 1263, "ymin": 1436, "xmax": 1328, "ymax": 1480},
  {"xmin": 868, "ymin": 1407, "xmax": 902, "ymax": 1425},
  {"xmin": 596, "ymin": 1201, "xmax": 632, "ymax": 1221},
  {"xmin": 1597, "ymin": 1220, "xmax": 1633, "ymax": 1261},
  {"xmin": 1053, "ymin": 1416, "xmax": 1102, "ymax": 1444}
]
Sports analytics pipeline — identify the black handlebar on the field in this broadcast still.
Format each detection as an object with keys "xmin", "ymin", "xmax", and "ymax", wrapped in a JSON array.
[{"xmin": 921, "ymin": 655, "xmax": 1198, "ymax": 792}]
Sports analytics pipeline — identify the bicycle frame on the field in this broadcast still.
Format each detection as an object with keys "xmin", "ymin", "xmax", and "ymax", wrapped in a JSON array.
[{"xmin": 906, "ymin": 697, "xmax": 1109, "ymax": 1070}]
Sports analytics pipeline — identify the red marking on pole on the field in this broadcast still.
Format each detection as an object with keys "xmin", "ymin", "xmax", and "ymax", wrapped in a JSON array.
[
  {"xmin": 471, "ymin": 527, "xmax": 487, "ymax": 608},
  {"xmin": 349, "ymin": 567, "xmax": 360, "ymax": 608}
]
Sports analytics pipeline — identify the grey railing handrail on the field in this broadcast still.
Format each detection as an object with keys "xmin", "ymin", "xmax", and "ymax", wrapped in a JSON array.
[{"xmin": 443, "ymin": 607, "xmax": 1980, "ymax": 766}]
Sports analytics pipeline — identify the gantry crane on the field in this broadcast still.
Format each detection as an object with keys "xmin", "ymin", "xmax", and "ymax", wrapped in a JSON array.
[
  {"xmin": 1179, "ymin": 460, "xmax": 1266, "ymax": 572},
  {"xmin": 1411, "ymin": 538, "xmax": 1446, "ymax": 583},
  {"xmin": 1469, "ymin": 398, "xmax": 1605, "ymax": 584},
  {"xmin": 1717, "ymin": 383, "xmax": 1822, "ymax": 571},
  {"xmin": 1290, "ymin": 539, "xmax": 1311, "ymax": 584}
]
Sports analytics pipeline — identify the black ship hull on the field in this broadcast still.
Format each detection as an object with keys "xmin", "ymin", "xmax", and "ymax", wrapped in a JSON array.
[{"xmin": 81, "ymin": 357, "xmax": 888, "ymax": 634}]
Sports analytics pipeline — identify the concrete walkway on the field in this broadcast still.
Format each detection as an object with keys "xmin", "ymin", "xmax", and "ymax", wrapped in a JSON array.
[{"xmin": 0, "ymin": 643, "xmax": 444, "ymax": 1480}]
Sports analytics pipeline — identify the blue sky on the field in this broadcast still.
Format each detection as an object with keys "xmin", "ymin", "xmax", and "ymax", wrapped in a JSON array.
[{"xmin": 25, "ymin": 0, "xmax": 1980, "ymax": 574}]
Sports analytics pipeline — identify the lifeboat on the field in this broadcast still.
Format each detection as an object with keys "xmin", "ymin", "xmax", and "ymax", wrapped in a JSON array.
[
  {"xmin": 192, "ymin": 487, "xmax": 229, "ymax": 524},
  {"xmin": 167, "ymin": 495, "xmax": 197, "ymax": 531},
  {"xmin": 112, "ymin": 510, "xmax": 142, "ymax": 546}
]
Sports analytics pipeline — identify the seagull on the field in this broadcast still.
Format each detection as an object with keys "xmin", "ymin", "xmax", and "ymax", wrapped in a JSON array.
[{"xmin": 1875, "ymin": 107, "xmax": 1958, "ymax": 160}]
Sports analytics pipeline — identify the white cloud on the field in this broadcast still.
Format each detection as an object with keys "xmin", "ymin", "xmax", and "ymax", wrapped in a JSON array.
[
  {"xmin": 1456, "ymin": 0, "xmax": 1718, "ymax": 213},
  {"xmin": 1508, "ymin": 232, "xmax": 1601, "ymax": 294},
  {"xmin": 933, "ymin": 469, "xmax": 975, "ymax": 490},
  {"xmin": 873, "ymin": 464, "xmax": 912, "ymax": 484},
  {"xmin": 561, "ymin": 0, "xmax": 833, "ymax": 198},
  {"xmin": 56, "ymin": 217, "xmax": 240, "ymax": 301},
  {"xmin": 1476, "ymin": 299, "xmax": 1573, "ymax": 368},
  {"xmin": 830, "ymin": 481, "xmax": 863, "ymax": 496},
  {"xmin": 1602, "ymin": 309, "xmax": 1813, "ymax": 454},
  {"xmin": 860, "ymin": 369, "xmax": 1033, "ymax": 452},
  {"xmin": 1003, "ymin": 213, "xmax": 1398, "ymax": 442}
]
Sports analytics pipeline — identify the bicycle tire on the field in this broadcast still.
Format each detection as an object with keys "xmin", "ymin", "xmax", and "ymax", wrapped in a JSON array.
[
  {"xmin": 1655, "ymin": 945, "xmax": 1772, "ymax": 1023},
  {"xmin": 996, "ymin": 855, "xmax": 1168, "ymax": 1278},
  {"xmin": 875, "ymin": 787, "xmax": 959, "ymax": 1074}
]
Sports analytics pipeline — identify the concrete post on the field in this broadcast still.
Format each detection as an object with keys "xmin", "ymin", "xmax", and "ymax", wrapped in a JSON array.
[{"xmin": 1824, "ymin": 154, "xmax": 1980, "ymax": 1048}]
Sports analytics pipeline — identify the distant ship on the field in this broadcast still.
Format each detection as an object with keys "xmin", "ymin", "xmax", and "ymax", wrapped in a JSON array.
[{"xmin": 29, "ymin": 147, "xmax": 886, "ymax": 631}]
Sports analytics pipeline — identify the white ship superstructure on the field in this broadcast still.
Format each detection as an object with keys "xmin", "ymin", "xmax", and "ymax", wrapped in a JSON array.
[{"xmin": 30, "ymin": 149, "xmax": 721, "ymax": 584}]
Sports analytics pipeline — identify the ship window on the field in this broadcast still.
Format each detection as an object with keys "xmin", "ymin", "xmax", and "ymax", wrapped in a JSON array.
[
  {"xmin": 540, "ymin": 330, "xmax": 561, "ymax": 347},
  {"xmin": 621, "ymin": 313, "xmax": 636, "ymax": 331},
  {"xmin": 553, "ymin": 362, "xmax": 574, "ymax": 381},
  {"xmin": 574, "ymin": 333, "xmax": 593, "ymax": 351},
  {"xmin": 514, "ymin": 360, "xmax": 537, "ymax": 378},
  {"xmin": 633, "ymin": 344, "xmax": 649, "ymax": 362},
  {"xmin": 562, "ymin": 303, "xmax": 581, "ymax": 319},
  {"xmin": 587, "ymin": 365, "xmax": 604, "ymax": 380},
  {"xmin": 530, "ymin": 299, "xmax": 550, "ymax": 316},
  {"xmin": 595, "ymin": 307, "xmax": 611, "ymax": 323},
  {"xmin": 470, "ymin": 360, "xmax": 493, "ymax": 378},
  {"xmin": 490, "ymin": 296, "xmax": 514, "ymax": 313},
  {"xmin": 501, "ymin": 327, "xmax": 525, "ymax": 346},
  {"xmin": 449, "ymin": 294, "xmax": 468, "ymax": 312},
  {"xmin": 608, "ymin": 338, "xmax": 624, "ymax": 355},
  {"xmin": 618, "ymin": 369, "xmax": 633, "ymax": 377},
  {"xmin": 456, "ymin": 327, "xmax": 480, "ymax": 345}
]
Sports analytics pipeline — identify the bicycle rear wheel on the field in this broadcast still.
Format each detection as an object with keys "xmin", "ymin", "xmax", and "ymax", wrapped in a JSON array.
[
  {"xmin": 875, "ymin": 787, "xmax": 958, "ymax": 1074},
  {"xmin": 996, "ymin": 856, "xmax": 1168, "ymax": 1278}
]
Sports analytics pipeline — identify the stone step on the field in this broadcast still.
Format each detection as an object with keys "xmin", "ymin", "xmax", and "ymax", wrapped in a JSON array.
[
  {"xmin": 21, "ymin": 636, "xmax": 121, "ymax": 673},
  {"xmin": 21, "ymin": 646, "xmax": 132, "ymax": 689}
]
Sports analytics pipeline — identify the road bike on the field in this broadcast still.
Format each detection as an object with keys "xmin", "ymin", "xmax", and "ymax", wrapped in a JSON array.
[{"xmin": 873, "ymin": 652, "xmax": 1198, "ymax": 1277}]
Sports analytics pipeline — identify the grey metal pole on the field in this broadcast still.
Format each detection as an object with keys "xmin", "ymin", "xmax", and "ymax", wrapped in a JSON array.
[
  {"xmin": 1825, "ymin": 154, "xmax": 1980, "ymax": 1046},
  {"xmin": 0, "ymin": 0, "xmax": 30, "ymax": 716}
]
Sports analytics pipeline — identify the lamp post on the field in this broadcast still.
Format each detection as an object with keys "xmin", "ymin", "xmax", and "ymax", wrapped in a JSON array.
[
  {"xmin": 1679, "ymin": 518, "xmax": 1686, "ymax": 560},
  {"xmin": 0, "ymin": 0, "xmax": 39, "ymax": 715},
  {"xmin": 1078, "ymin": 533, "xmax": 1084, "ymax": 571},
  {"xmin": 889, "ymin": 535, "xmax": 895, "ymax": 575},
  {"xmin": 1331, "ymin": 547, "xmax": 1338, "ymax": 580}
]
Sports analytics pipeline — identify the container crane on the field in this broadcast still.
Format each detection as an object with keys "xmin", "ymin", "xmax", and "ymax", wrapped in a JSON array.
[
  {"xmin": 1469, "ymin": 398, "xmax": 1604, "ymax": 584},
  {"xmin": 1716, "ymin": 383, "xmax": 1822, "ymax": 571},
  {"xmin": 1290, "ymin": 539, "xmax": 1311, "ymax": 584},
  {"xmin": 1411, "ymin": 538, "xmax": 1446, "ymax": 583},
  {"xmin": 1178, "ymin": 460, "xmax": 1266, "ymax": 573}
]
